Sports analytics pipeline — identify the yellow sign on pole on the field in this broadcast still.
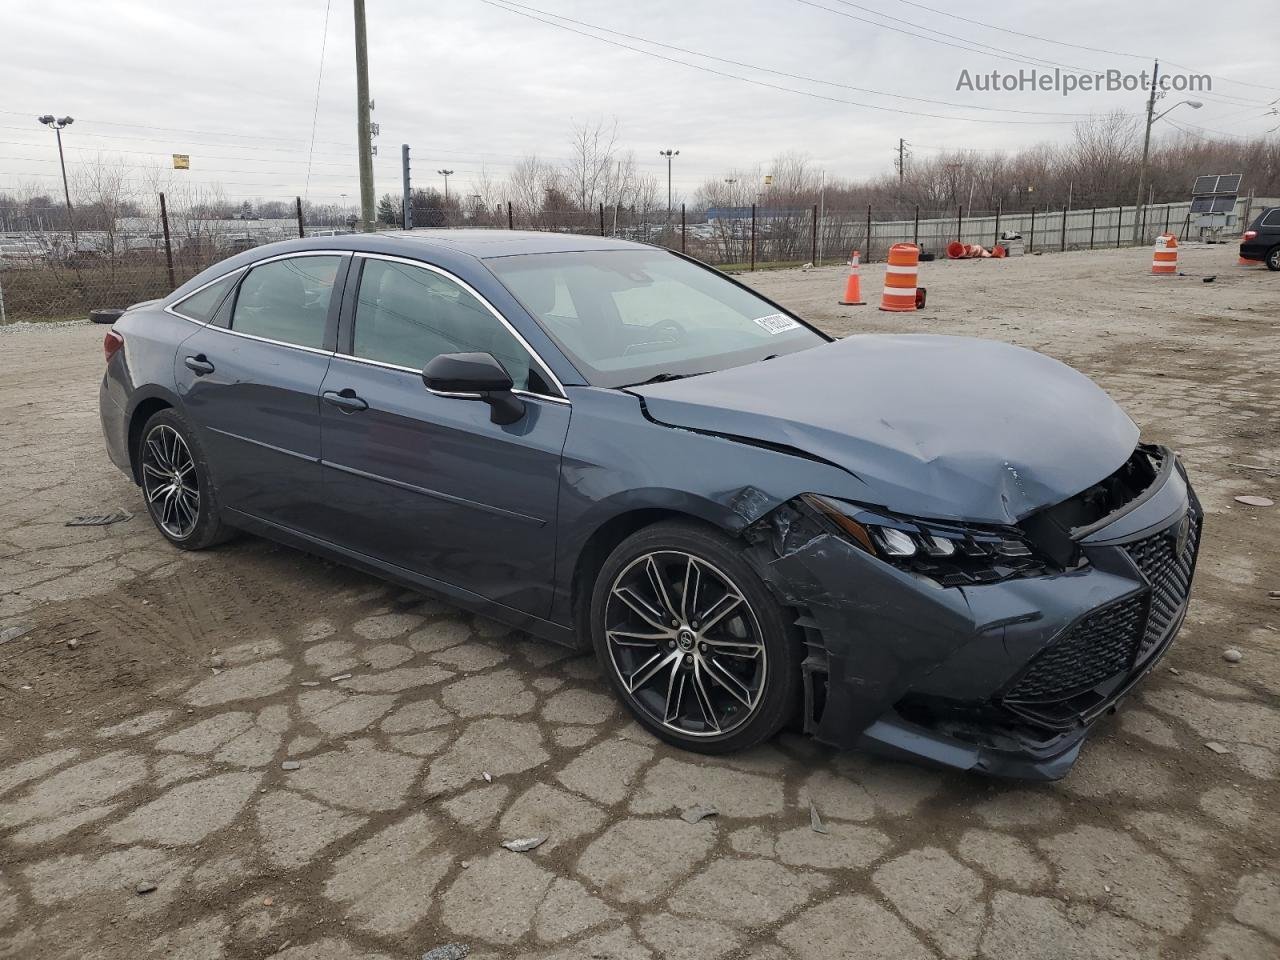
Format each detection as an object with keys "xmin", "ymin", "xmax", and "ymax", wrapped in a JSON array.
[
  {"xmin": 764, "ymin": 175, "xmax": 773, "ymax": 185},
  {"xmin": 172, "ymin": 154, "xmax": 190, "ymax": 170}
]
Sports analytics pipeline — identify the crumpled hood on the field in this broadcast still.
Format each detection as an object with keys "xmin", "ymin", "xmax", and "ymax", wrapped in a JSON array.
[{"xmin": 630, "ymin": 334, "xmax": 1139, "ymax": 524}]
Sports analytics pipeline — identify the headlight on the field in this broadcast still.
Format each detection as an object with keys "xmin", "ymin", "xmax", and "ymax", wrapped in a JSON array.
[{"xmin": 801, "ymin": 494, "xmax": 1052, "ymax": 586}]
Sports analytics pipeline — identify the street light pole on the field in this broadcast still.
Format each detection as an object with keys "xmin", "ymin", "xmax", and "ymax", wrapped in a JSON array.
[
  {"xmin": 1132, "ymin": 60, "xmax": 1161, "ymax": 244},
  {"xmin": 437, "ymin": 169, "xmax": 454, "ymax": 204},
  {"xmin": 659, "ymin": 149, "xmax": 679, "ymax": 219},
  {"xmin": 1132, "ymin": 73, "xmax": 1203, "ymax": 243},
  {"xmin": 38, "ymin": 115, "xmax": 77, "ymax": 246}
]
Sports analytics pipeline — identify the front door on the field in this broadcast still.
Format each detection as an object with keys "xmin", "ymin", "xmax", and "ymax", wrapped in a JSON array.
[
  {"xmin": 316, "ymin": 255, "xmax": 570, "ymax": 619},
  {"xmin": 177, "ymin": 253, "xmax": 346, "ymax": 534}
]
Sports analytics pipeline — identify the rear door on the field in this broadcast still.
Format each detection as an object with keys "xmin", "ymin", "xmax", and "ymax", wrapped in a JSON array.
[
  {"xmin": 176, "ymin": 252, "xmax": 348, "ymax": 534},
  {"xmin": 316, "ymin": 253, "xmax": 570, "ymax": 618}
]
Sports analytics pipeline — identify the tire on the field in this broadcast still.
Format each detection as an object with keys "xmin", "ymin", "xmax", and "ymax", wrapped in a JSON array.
[
  {"xmin": 590, "ymin": 520, "xmax": 801, "ymax": 754},
  {"xmin": 90, "ymin": 308, "xmax": 124, "ymax": 325},
  {"xmin": 1267, "ymin": 245, "xmax": 1280, "ymax": 271},
  {"xmin": 137, "ymin": 409, "xmax": 230, "ymax": 550}
]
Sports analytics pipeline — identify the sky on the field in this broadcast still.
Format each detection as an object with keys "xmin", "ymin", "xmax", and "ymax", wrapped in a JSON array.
[{"xmin": 2, "ymin": 0, "xmax": 1277, "ymax": 208}]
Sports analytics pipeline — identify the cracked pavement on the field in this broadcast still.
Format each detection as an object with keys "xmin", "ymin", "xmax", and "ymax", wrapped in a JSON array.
[{"xmin": 1, "ymin": 244, "xmax": 1277, "ymax": 959}]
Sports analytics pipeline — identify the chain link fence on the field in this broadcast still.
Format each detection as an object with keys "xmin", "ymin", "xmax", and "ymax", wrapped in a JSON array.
[{"xmin": 2, "ymin": 193, "xmax": 1269, "ymax": 324}]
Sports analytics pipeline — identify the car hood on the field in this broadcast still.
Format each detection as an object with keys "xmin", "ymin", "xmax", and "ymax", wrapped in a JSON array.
[{"xmin": 629, "ymin": 334, "xmax": 1139, "ymax": 524}]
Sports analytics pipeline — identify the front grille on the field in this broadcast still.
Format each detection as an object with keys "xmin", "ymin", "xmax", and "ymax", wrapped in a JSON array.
[
  {"xmin": 1006, "ymin": 596, "xmax": 1145, "ymax": 702},
  {"xmin": 1124, "ymin": 513, "xmax": 1200, "ymax": 660},
  {"xmin": 1005, "ymin": 510, "xmax": 1200, "ymax": 710}
]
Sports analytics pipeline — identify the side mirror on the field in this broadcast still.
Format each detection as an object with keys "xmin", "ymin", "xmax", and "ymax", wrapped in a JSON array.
[{"xmin": 422, "ymin": 352, "xmax": 525, "ymax": 425}]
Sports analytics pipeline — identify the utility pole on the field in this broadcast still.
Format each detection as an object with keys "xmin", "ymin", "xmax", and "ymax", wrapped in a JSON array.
[
  {"xmin": 1132, "ymin": 59, "xmax": 1160, "ymax": 243},
  {"xmin": 437, "ymin": 169, "xmax": 454, "ymax": 203},
  {"xmin": 659, "ymin": 149, "xmax": 679, "ymax": 219},
  {"xmin": 401, "ymin": 144, "xmax": 413, "ymax": 230},
  {"xmin": 38, "ymin": 115, "xmax": 77, "ymax": 246},
  {"xmin": 897, "ymin": 138, "xmax": 906, "ymax": 189},
  {"xmin": 353, "ymin": 0, "xmax": 376, "ymax": 233}
]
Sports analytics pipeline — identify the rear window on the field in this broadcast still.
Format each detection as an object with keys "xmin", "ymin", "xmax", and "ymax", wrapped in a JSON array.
[
  {"xmin": 231, "ymin": 255, "xmax": 342, "ymax": 349},
  {"xmin": 171, "ymin": 273, "xmax": 237, "ymax": 323},
  {"xmin": 1262, "ymin": 209, "xmax": 1280, "ymax": 227}
]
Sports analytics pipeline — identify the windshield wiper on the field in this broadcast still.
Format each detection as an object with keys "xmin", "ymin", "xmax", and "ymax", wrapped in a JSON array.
[{"xmin": 625, "ymin": 371, "xmax": 707, "ymax": 387}]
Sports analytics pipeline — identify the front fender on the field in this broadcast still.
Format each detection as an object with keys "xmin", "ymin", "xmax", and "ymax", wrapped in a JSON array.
[{"xmin": 551, "ymin": 386, "xmax": 869, "ymax": 624}]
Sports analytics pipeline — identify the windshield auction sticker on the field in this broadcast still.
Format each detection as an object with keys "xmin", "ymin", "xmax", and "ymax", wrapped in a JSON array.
[{"xmin": 753, "ymin": 313, "xmax": 801, "ymax": 335}]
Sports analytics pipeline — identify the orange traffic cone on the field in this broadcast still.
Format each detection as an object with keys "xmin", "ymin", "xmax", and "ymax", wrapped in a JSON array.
[
  {"xmin": 880, "ymin": 243, "xmax": 919, "ymax": 312},
  {"xmin": 1151, "ymin": 234, "xmax": 1178, "ymax": 275},
  {"xmin": 839, "ymin": 250, "xmax": 866, "ymax": 305}
]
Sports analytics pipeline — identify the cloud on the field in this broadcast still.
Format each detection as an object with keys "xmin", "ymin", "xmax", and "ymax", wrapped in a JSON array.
[{"xmin": 1, "ymin": 0, "xmax": 1273, "ymax": 204}]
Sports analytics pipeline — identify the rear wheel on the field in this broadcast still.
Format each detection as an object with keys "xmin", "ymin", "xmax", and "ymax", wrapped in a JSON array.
[
  {"xmin": 590, "ymin": 520, "xmax": 800, "ymax": 753},
  {"xmin": 138, "ymin": 409, "xmax": 229, "ymax": 550},
  {"xmin": 1267, "ymin": 245, "xmax": 1280, "ymax": 271}
]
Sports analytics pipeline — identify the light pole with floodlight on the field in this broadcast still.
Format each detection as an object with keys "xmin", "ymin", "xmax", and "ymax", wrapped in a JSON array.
[
  {"xmin": 38, "ymin": 114, "xmax": 77, "ymax": 246},
  {"xmin": 659, "ymin": 149, "xmax": 679, "ymax": 219}
]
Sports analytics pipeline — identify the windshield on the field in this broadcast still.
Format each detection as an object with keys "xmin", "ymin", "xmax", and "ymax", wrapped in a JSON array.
[{"xmin": 486, "ymin": 249, "xmax": 827, "ymax": 387}]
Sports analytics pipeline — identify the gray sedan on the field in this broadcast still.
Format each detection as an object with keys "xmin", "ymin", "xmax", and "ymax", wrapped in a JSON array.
[{"xmin": 98, "ymin": 230, "xmax": 1200, "ymax": 778}]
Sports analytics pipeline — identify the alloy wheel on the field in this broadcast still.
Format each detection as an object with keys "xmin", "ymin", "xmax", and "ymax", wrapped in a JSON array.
[
  {"xmin": 141, "ymin": 424, "xmax": 200, "ymax": 539},
  {"xmin": 604, "ymin": 550, "xmax": 767, "ymax": 737}
]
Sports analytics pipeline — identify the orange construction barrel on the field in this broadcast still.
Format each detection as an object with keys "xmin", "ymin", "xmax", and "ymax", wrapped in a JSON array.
[
  {"xmin": 1151, "ymin": 234, "xmax": 1178, "ymax": 275},
  {"xmin": 880, "ymin": 243, "xmax": 919, "ymax": 312}
]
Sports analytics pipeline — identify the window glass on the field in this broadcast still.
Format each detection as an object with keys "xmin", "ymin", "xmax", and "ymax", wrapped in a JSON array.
[
  {"xmin": 172, "ymin": 273, "xmax": 237, "ymax": 322},
  {"xmin": 1262, "ymin": 209, "xmax": 1280, "ymax": 226},
  {"xmin": 488, "ymin": 249, "xmax": 824, "ymax": 387},
  {"xmin": 231, "ymin": 255, "xmax": 341, "ymax": 349},
  {"xmin": 352, "ymin": 258, "xmax": 539, "ymax": 391}
]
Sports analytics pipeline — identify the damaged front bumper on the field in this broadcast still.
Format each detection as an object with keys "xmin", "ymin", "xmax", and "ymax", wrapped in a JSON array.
[{"xmin": 745, "ymin": 449, "xmax": 1201, "ymax": 780}]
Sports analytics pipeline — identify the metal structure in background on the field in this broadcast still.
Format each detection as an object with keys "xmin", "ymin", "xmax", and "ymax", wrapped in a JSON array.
[
  {"xmin": 37, "ymin": 115, "xmax": 77, "ymax": 247},
  {"xmin": 401, "ymin": 144, "xmax": 413, "ymax": 230},
  {"xmin": 1189, "ymin": 174, "xmax": 1242, "ymax": 242},
  {"xmin": 437, "ymin": 169, "xmax": 454, "ymax": 204},
  {"xmin": 352, "ymin": 0, "xmax": 376, "ymax": 232}
]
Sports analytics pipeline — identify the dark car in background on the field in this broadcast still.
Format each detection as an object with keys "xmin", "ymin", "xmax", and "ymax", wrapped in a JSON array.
[
  {"xmin": 98, "ymin": 231, "xmax": 1201, "ymax": 779},
  {"xmin": 1240, "ymin": 206, "xmax": 1280, "ymax": 269}
]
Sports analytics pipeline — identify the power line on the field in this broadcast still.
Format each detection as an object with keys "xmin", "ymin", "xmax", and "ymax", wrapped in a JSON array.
[
  {"xmin": 799, "ymin": 0, "xmax": 1101, "ymax": 75},
  {"xmin": 889, "ymin": 0, "xmax": 1151, "ymax": 60},
  {"xmin": 0, "ymin": 121, "xmax": 698, "ymax": 172},
  {"xmin": 303, "ymin": 0, "xmax": 333, "ymax": 201},
  {"xmin": 886, "ymin": 0, "xmax": 1280, "ymax": 96},
  {"xmin": 797, "ymin": 0, "xmax": 1270, "ymax": 109},
  {"xmin": 489, "ymin": 0, "xmax": 1095, "ymax": 118},
  {"xmin": 477, "ymin": 0, "xmax": 1083, "ymax": 124}
]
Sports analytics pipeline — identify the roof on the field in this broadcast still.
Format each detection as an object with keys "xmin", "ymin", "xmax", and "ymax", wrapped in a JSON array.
[{"xmin": 382, "ymin": 229, "xmax": 643, "ymax": 258}]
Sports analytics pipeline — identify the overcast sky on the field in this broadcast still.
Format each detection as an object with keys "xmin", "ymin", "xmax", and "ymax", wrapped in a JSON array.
[{"xmin": 2, "ymin": 0, "xmax": 1277, "ymax": 207}]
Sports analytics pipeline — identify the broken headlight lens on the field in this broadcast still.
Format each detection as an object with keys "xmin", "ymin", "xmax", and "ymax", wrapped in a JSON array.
[{"xmin": 801, "ymin": 494, "xmax": 1051, "ymax": 586}]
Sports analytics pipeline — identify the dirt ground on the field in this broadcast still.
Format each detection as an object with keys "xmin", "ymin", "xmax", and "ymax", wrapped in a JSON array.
[{"xmin": 0, "ymin": 243, "xmax": 1277, "ymax": 960}]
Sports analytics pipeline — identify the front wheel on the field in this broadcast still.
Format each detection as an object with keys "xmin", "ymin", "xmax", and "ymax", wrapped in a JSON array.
[{"xmin": 590, "ymin": 521, "xmax": 800, "ymax": 754}]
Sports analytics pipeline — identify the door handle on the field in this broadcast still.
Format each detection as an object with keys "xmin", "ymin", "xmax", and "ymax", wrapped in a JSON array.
[
  {"xmin": 183, "ymin": 354, "xmax": 215, "ymax": 376},
  {"xmin": 322, "ymin": 389, "xmax": 368, "ymax": 413}
]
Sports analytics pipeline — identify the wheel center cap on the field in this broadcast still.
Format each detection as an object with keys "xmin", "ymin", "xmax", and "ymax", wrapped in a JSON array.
[{"xmin": 677, "ymin": 628, "xmax": 696, "ymax": 650}]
